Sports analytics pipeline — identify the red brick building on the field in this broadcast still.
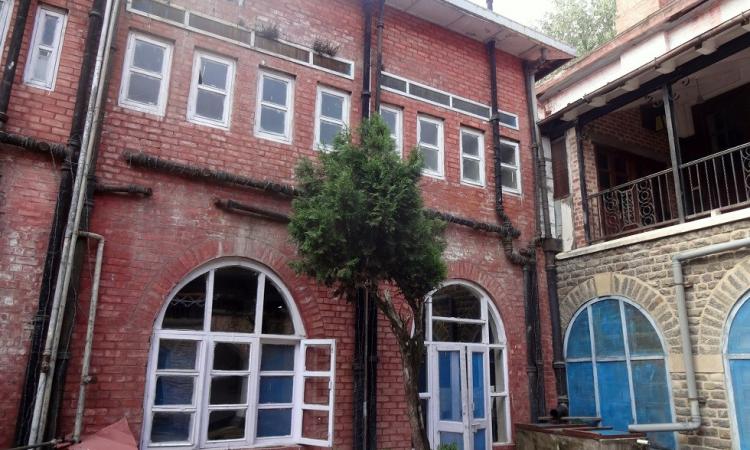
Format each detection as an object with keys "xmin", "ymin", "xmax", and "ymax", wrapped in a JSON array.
[{"xmin": 0, "ymin": 0, "xmax": 574, "ymax": 449}]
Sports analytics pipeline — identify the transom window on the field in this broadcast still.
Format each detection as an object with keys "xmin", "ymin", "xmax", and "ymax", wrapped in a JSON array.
[
  {"xmin": 188, "ymin": 52, "xmax": 235, "ymax": 129},
  {"xmin": 565, "ymin": 297, "xmax": 675, "ymax": 449},
  {"xmin": 418, "ymin": 115, "xmax": 444, "ymax": 178},
  {"xmin": 380, "ymin": 105, "xmax": 402, "ymax": 157},
  {"xmin": 143, "ymin": 261, "xmax": 335, "ymax": 449},
  {"xmin": 460, "ymin": 128, "xmax": 485, "ymax": 186},
  {"xmin": 119, "ymin": 33, "xmax": 173, "ymax": 116},
  {"xmin": 23, "ymin": 6, "xmax": 66, "ymax": 90},
  {"xmin": 255, "ymin": 71, "xmax": 294, "ymax": 143},
  {"xmin": 499, "ymin": 140, "xmax": 520, "ymax": 193},
  {"xmin": 315, "ymin": 86, "xmax": 349, "ymax": 150}
]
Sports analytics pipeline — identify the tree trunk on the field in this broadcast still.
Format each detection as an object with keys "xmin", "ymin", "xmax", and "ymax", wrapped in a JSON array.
[{"xmin": 400, "ymin": 342, "xmax": 430, "ymax": 450}]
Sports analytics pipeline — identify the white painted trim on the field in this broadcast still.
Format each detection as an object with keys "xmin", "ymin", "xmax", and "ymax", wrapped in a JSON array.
[
  {"xmin": 460, "ymin": 127, "xmax": 486, "ymax": 187},
  {"xmin": 0, "ymin": 0, "xmax": 14, "ymax": 58},
  {"xmin": 314, "ymin": 85, "xmax": 350, "ymax": 151},
  {"xmin": 254, "ymin": 70, "xmax": 294, "ymax": 144},
  {"xmin": 187, "ymin": 51, "xmax": 235, "ymax": 130},
  {"xmin": 119, "ymin": 32, "xmax": 173, "ymax": 117},
  {"xmin": 23, "ymin": 5, "xmax": 67, "ymax": 91},
  {"xmin": 379, "ymin": 104, "xmax": 403, "ymax": 158},
  {"xmin": 417, "ymin": 115, "xmax": 444, "ymax": 178},
  {"xmin": 499, "ymin": 139, "xmax": 522, "ymax": 194}
]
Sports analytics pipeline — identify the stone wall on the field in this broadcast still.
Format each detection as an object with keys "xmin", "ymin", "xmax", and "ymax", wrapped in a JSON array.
[{"xmin": 556, "ymin": 218, "xmax": 750, "ymax": 449}]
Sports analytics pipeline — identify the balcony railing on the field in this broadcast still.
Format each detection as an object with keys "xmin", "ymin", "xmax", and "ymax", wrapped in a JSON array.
[{"xmin": 587, "ymin": 141, "xmax": 750, "ymax": 241}]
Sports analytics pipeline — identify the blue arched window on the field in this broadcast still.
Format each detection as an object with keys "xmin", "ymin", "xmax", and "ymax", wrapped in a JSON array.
[
  {"xmin": 726, "ymin": 294, "xmax": 750, "ymax": 450},
  {"xmin": 565, "ymin": 297, "xmax": 675, "ymax": 449}
]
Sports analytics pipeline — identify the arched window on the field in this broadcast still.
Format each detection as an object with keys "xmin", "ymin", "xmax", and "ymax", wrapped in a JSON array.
[
  {"xmin": 565, "ymin": 297, "xmax": 675, "ymax": 449},
  {"xmin": 725, "ymin": 294, "xmax": 750, "ymax": 449},
  {"xmin": 420, "ymin": 281, "xmax": 510, "ymax": 450},
  {"xmin": 142, "ymin": 260, "xmax": 335, "ymax": 449}
]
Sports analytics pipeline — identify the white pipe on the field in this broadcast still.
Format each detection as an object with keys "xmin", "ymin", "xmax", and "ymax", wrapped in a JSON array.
[
  {"xmin": 27, "ymin": 0, "xmax": 120, "ymax": 443},
  {"xmin": 629, "ymin": 236, "xmax": 750, "ymax": 433},
  {"xmin": 72, "ymin": 232, "xmax": 105, "ymax": 442}
]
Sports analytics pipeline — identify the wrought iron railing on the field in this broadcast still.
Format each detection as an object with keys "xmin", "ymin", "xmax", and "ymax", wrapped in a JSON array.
[{"xmin": 681, "ymin": 142, "xmax": 750, "ymax": 217}]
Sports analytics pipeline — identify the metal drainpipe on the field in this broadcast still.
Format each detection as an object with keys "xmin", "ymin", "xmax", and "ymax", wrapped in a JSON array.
[
  {"xmin": 629, "ymin": 236, "xmax": 750, "ymax": 433},
  {"xmin": 361, "ymin": 0, "xmax": 372, "ymax": 119},
  {"xmin": 372, "ymin": 0, "xmax": 385, "ymax": 112},
  {"xmin": 0, "ymin": 0, "xmax": 32, "ymax": 128}
]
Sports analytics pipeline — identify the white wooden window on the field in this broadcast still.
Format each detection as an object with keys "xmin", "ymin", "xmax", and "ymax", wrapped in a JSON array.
[
  {"xmin": 379, "ymin": 104, "xmax": 402, "ymax": 157},
  {"xmin": 314, "ymin": 86, "xmax": 349, "ymax": 150},
  {"xmin": 499, "ymin": 139, "xmax": 521, "ymax": 193},
  {"xmin": 23, "ymin": 6, "xmax": 66, "ymax": 90},
  {"xmin": 255, "ymin": 71, "xmax": 294, "ymax": 143},
  {"xmin": 188, "ymin": 51, "xmax": 234, "ymax": 129},
  {"xmin": 0, "ymin": 0, "xmax": 14, "ymax": 57},
  {"xmin": 143, "ymin": 260, "xmax": 336, "ymax": 449},
  {"xmin": 417, "ymin": 115, "xmax": 444, "ymax": 178},
  {"xmin": 460, "ymin": 128, "xmax": 485, "ymax": 186},
  {"xmin": 119, "ymin": 33, "xmax": 172, "ymax": 116}
]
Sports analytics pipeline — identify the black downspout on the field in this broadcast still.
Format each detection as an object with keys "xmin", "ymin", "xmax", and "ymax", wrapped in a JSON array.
[
  {"xmin": 0, "ymin": 0, "xmax": 32, "ymax": 128},
  {"xmin": 373, "ymin": 0, "xmax": 385, "ymax": 112},
  {"xmin": 361, "ymin": 0, "xmax": 372, "ymax": 120},
  {"xmin": 13, "ymin": 0, "xmax": 107, "ymax": 444}
]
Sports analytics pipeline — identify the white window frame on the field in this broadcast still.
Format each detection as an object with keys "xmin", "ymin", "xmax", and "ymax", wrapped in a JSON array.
[
  {"xmin": 417, "ymin": 115, "xmax": 444, "ymax": 178},
  {"xmin": 0, "ymin": 0, "xmax": 14, "ymax": 57},
  {"xmin": 187, "ymin": 51, "xmax": 235, "ymax": 129},
  {"xmin": 460, "ymin": 127, "xmax": 485, "ymax": 187},
  {"xmin": 23, "ymin": 5, "xmax": 67, "ymax": 91},
  {"xmin": 314, "ymin": 86, "xmax": 350, "ymax": 151},
  {"xmin": 254, "ymin": 70, "xmax": 294, "ymax": 144},
  {"xmin": 379, "ymin": 104, "xmax": 402, "ymax": 157},
  {"xmin": 119, "ymin": 32, "xmax": 173, "ymax": 116},
  {"xmin": 499, "ymin": 139, "xmax": 521, "ymax": 194}
]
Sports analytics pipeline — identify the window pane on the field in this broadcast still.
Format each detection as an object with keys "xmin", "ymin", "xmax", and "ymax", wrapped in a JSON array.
[
  {"xmin": 32, "ymin": 49, "xmax": 51, "ymax": 82},
  {"xmin": 319, "ymin": 120, "xmax": 342, "ymax": 147},
  {"xmin": 632, "ymin": 360, "xmax": 675, "ymax": 449},
  {"xmin": 624, "ymin": 303, "xmax": 663, "ymax": 356},
  {"xmin": 596, "ymin": 361, "xmax": 633, "ymax": 431},
  {"xmin": 491, "ymin": 396, "xmax": 508, "ymax": 443},
  {"xmin": 471, "ymin": 352, "xmax": 486, "ymax": 419},
  {"xmin": 127, "ymin": 72, "xmax": 161, "ymax": 105},
  {"xmin": 199, "ymin": 58, "xmax": 228, "ymax": 90},
  {"xmin": 163, "ymin": 274, "xmax": 206, "ymax": 330},
  {"xmin": 489, "ymin": 348, "xmax": 505, "ymax": 394},
  {"xmin": 301, "ymin": 409, "xmax": 329, "ymax": 441},
  {"xmin": 591, "ymin": 299, "xmax": 625, "ymax": 358},
  {"xmin": 262, "ymin": 76, "xmax": 287, "ymax": 105},
  {"xmin": 419, "ymin": 120, "xmax": 438, "ymax": 146},
  {"xmin": 209, "ymin": 376, "xmax": 248, "ymax": 405},
  {"xmin": 439, "ymin": 432, "xmax": 464, "ymax": 450},
  {"xmin": 462, "ymin": 132, "xmax": 479, "ymax": 156},
  {"xmin": 259, "ymin": 375, "xmax": 294, "ymax": 403},
  {"xmin": 262, "ymin": 281, "xmax": 294, "ymax": 334},
  {"xmin": 432, "ymin": 285, "xmax": 481, "ymax": 319},
  {"xmin": 195, "ymin": 89, "xmax": 225, "ymax": 121},
  {"xmin": 256, "ymin": 408, "xmax": 292, "ymax": 437},
  {"xmin": 474, "ymin": 429, "xmax": 487, "ymax": 450},
  {"xmin": 438, "ymin": 350, "xmax": 462, "ymax": 421},
  {"xmin": 381, "ymin": 109, "xmax": 397, "ymax": 134},
  {"xmin": 304, "ymin": 344, "xmax": 332, "ymax": 372},
  {"xmin": 211, "ymin": 266, "xmax": 258, "ymax": 333},
  {"xmin": 207, "ymin": 410, "xmax": 245, "ymax": 441},
  {"xmin": 463, "ymin": 158, "xmax": 481, "ymax": 182},
  {"xmin": 432, "ymin": 321, "xmax": 483, "ymax": 343},
  {"xmin": 151, "ymin": 412, "xmax": 191, "ymax": 443},
  {"xmin": 260, "ymin": 105, "xmax": 286, "ymax": 135},
  {"xmin": 321, "ymin": 92, "xmax": 343, "ymax": 119},
  {"xmin": 133, "ymin": 39, "xmax": 165, "ymax": 73},
  {"xmin": 500, "ymin": 142, "xmax": 516, "ymax": 165},
  {"xmin": 155, "ymin": 376, "xmax": 193, "ymax": 405},
  {"xmin": 157, "ymin": 339, "xmax": 197, "ymax": 370},
  {"xmin": 728, "ymin": 298, "xmax": 750, "ymax": 354},
  {"xmin": 566, "ymin": 361, "xmax": 596, "ymax": 416},
  {"xmin": 303, "ymin": 377, "xmax": 330, "ymax": 405},
  {"xmin": 421, "ymin": 147, "xmax": 439, "ymax": 172},
  {"xmin": 261, "ymin": 344, "xmax": 295, "ymax": 371},
  {"xmin": 500, "ymin": 166, "xmax": 517, "ymax": 190},
  {"xmin": 213, "ymin": 342, "xmax": 249, "ymax": 371},
  {"xmin": 566, "ymin": 312, "xmax": 592, "ymax": 359},
  {"xmin": 41, "ymin": 14, "xmax": 58, "ymax": 46}
]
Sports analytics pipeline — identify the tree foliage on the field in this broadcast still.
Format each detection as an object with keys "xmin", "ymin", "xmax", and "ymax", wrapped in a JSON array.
[
  {"xmin": 288, "ymin": 116, "xmax": 447, "ymax": 450},
  {"xmin": 539, "ymin": 0, "xmax": 616, "ymax": 55}
]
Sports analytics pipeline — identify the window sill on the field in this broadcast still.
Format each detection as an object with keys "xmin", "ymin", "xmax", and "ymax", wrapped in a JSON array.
[{"xmin": 256, "ymin": 132, "xmax": 292, "ymax": 145}]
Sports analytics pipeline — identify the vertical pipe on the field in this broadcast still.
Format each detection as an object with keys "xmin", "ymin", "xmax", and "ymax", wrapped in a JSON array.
[
  {"xmin": 574, "ymin": 123, "xmax": 591, "ymax": 243},
  {"xmin": 366, "ymin": 291, "xmax": 378, "ymax": 450},
  {"xmin": 486, "ymin": 40, "xmax": 506, "ymax": 220},
  {"xmin": 523, "ymin": 264, "xmax": 544, "ymax": 422},
  {"xmin": 353, "ymin": 288, "xmax": 366, "ymax": 450},
  {"xmin": 361, "ymin": 0, "xmax": 372, "ymax": 120},
  {"xmin": 0, "ymin": 0, "xmax": 33, "ymax": 128},
  {"xmin": 662, "ymin": 84, "xmax": 686, "ymax": 222},
  {"xmin": 372, "ymin": 0, "xmax": 385, "ymax": 112}
]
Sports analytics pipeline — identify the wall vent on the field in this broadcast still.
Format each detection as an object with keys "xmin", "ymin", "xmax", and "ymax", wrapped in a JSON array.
[
  {"xmin": 381, "ymin": 74, "xmax": 407, "ymax": 93},
  {"xmin": 188, "ymin": 13, "xmax": 252, "ymax": 45},
  {"xmin": 255, "ymin": 35, "xmax": 310, "ymax": 63},
  {"xmin": 452, "ymin": 97, "xmax": 490, "ymax": 119},
  {"xmin": 313, "ymin": 53, "xmax": 352, "ymax": 76},
  {"xmin": 409, "ymin": 83, "xmax": 450, "ymax": 106}
]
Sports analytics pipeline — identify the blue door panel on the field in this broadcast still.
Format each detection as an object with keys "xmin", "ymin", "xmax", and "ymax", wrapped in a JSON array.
[{"xmin": 595, "ymin": 361, "xmax": 633, "ymax": 432}]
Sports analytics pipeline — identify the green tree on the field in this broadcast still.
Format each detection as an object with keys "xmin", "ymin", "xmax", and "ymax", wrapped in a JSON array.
[
  {"xmin": 289, "ymin": 116, "xmax": 446, "ymax": 450},
  {"xmin": 539, "ymin": 0, "xmax": 616, "ymax": 55}
]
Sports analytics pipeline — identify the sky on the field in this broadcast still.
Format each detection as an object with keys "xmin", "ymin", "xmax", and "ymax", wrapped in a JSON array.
[{"xmin": 467, "ymin": 0, "xmax": 552, "ymax": 29}]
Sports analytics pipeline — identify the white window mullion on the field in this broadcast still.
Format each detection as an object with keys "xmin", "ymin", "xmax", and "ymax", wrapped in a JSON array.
[
  {"xmin": 119, "ymin": 33, "xmax": 173, "ymax": 116},
  {"xmin": 255, "ymin": 71, "xmax": 294, "ymax": 143},
  {"xmin": 24, "ymin": 6, "xmax": 67, "ymax": 91},
  {"xmin": 417, "ymin": 116, "xmax": 444, "ymax": 178},
  {"xmin": 188, "ymin": 51, "xmax": 234, "ymax": 129},
  {"xmin": 315, "ymin": 86, "xmax": 350, "ymax": 151},
  {"xmin": 460, "ymin": 128, "xmax": 485, "ymax": 186}
]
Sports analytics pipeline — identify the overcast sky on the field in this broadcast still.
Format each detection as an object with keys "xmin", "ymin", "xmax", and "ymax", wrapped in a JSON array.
[{"xmin": 467, "ymin": 0, "xmax": 551, "ymax": 29}]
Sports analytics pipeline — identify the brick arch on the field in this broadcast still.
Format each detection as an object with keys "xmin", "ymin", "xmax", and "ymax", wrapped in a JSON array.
[
  {"xmin": 560, "ymin": 273, "xmax": 681, "ymax": 354},
  {"xmin": 698, "ymin": 255, "xmax": 750, "ymax": 355}
]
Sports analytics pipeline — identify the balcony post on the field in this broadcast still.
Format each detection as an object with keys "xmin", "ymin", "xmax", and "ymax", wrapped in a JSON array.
[{"xmin": 662, "ymin": 84, "xmax": 686, "ymax": 222}]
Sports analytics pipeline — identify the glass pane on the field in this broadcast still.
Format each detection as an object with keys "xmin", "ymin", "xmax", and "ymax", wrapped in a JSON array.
[
  {"xmin": 421, "ymin": 147, "xmax": 439, "ymax": 172},
  {"xmin": 127, "ymin": 72, "xmax": 160, "ymax": 105},
  {"xmin": 151, "ymin": 412, "xmax": 191, "ymax": 443},
  {"xmin": 207, "ymin": 409, "xmax": 245, "ymax": 441},
  {"xmin": 631, "ymin": 360, "xmax": 676, "ymax": 449},
  {"xmin": 474, "ymin": 428, "xmax": 487, "ymax": 450},
  {"xmin": 418, "ymin": 353, "xmax": 428, "ymax": 393},
  {"xmin": 489, "ymin": 316, "xmax": 502, "ymax": 344},
  {"xmin": 592, "ymin": 299, "xmax": 625, "ymax": 358},
  {"xmin": 438, "ymin": 350, "xmax": 462, "ymax": 421},
  {"xmin": 199, "ymin": 58, "xmax": 228, "ymax": 90},
  {"xmin": 321, "ymin": 92, "xmax": 343, "ymax": 119},
  {"xmin": 491, "ymin": 396, "xmax": 508, "ymax": 443},
  {"xmin": 729, "ymin": 360, "xmax": 750, "ymax": 449},
  {"xmin": 432, "ymin": 284, "xmax": 481, "ymax": 319},
  {"xmin": 163, "ymin": 274, "xmax": 206, "ymax": 330},
  {"xmin": 260, "ymin": 106, "xmax": 286, "ymax": 135},
  {"xmin": 624, "ymin": 304, "xmax": 663, "ymax": 356},
  {"xmin": 211, "ymin": 266, "xmax": 258, "ymax": 333},
  {"xmin": 432, "ymin": 321, "xmax": 483, "ymax": 343},
  {"xmin": 419, "ymin": 120, "xmax": 438, "ymax": 146},
  {"xmin": 32, "ymin": 49, "xmax": 51, "ymax": 82},
  {"xmin": 262, "ymin": 76, "xmax": 287, "ymax": 105},
  {"xmin": 381, "ymin": 109, "xmax": 397, "ymax": 133},
  {"xmin": 319, "ymin": 120, "xmax": 342, "ymax": 147},
  {"xmin": 209, "ymin": 376, "xmax": 248, "ymax": 405},
  {"xmin": 305, "ymin": 345, "xmax": 331, "ymax": 372},
  {"xmin": 728, "ymin": 299, "xmax": 750, "ymax": 354},
  {"xmin": 489, "ymin": 348, "xmax": 505, "ymax": 394},
  {"xmin": 155, "ymin": 376, "xmax": 193, "ymax": 405},
  {"xmin": 301, "ymin": 409, "xmax": 329, "ymax": 441},
  {"xmin": 462, "ymin": 132, "xmax": 479, "ymax": 156},
  {"xmin": 439, "ymin": 431, "xmax": 464, "ymax": 450},
  {"xmin": 256, "ymin": 408, "xmax": 292, "ymax": 437},
  {"xmin": 259, "ymin": 375, "xmax": 294, "ymax": 403},
  {"xmin": 500, "ymin": 166, "xmax": 517, "ymax": 190},
  {"xmin": 195, "ymin": 89, "xmax": 225, "ymax": 121},
  {"xmin": 213, "ymin": 342, "xmax": 249, "ymax": 371},
  {"xmin": 596, "ymin": 361, "xmax": 633, "ymax": 431},
  {"xmin": 500, "ymin": 142, "xmax": 516, "ymax": 165},
  {"xmin": 304, "ymin": 377, "xmax": 330, "ymax": 405},
  {"xmin": 133, "ymin": 39, "xmax": 165, "ymax": 73},
  {"xmin": 157, "ymin": 339, "xmax": 197, "ymax": 370},
  {"xmin": 41, "ymin": 14, "xmax": 59, "ymax": 46},
  {"xmin": 566, "ymin": 361, "xmax": 596, "ymax": 417},
  {"xmin": 463, "ymin": 158, "xmax": 480, "ymax": 182},
  {"xmin": 566, "ymin": 312, "xmax": 592, "ymax": 359},
  {"xmin": 261, "ymin": 344, "xmax": 295, "ymax": 371},
  {"xmin": 472, "ymin": 352, "xmax": 486, "ymax": 419},
  {"xmin": 262, "ymin": 281, "xmax": 294, "ymax": 334}
]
